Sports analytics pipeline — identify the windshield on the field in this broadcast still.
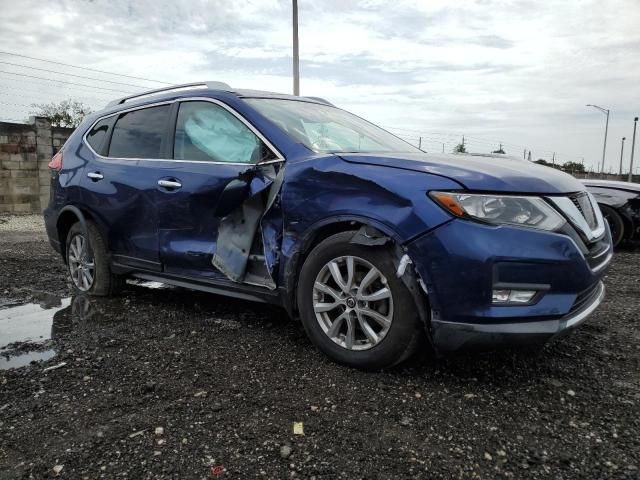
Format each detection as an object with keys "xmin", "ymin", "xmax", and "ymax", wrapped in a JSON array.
[{"xmin": 246, "ymin": 98, "xmax": 420, "ymax": 154}]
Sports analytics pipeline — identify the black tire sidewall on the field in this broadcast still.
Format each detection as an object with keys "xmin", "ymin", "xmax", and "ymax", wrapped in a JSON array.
[
  {"xmin": 297, "ymin": 232, "xmax": 420, "ymax": 370},
  {"xmin": 600, "ymin": 205, "xmax": 624, "ymax": 247},
  {"xmin": 65, "ymin": 221, "xmax": 113, "ymax": 296}
]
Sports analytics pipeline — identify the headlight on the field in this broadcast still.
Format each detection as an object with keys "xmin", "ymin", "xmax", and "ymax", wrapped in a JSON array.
[{"xmin": 430, "ymin": 192, "xmax": 566, "ymax": 231}]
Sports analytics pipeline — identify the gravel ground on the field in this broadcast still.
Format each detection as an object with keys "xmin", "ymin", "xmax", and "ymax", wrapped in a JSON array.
[{"xmin": 0, "ymin": 215, "xmax": 639, "ymax": 479}]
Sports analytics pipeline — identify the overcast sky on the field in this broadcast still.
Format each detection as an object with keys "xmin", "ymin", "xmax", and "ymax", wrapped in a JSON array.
[{"xmin": 1, "ymin": 0, "xmax": 639, "ymax": 172}]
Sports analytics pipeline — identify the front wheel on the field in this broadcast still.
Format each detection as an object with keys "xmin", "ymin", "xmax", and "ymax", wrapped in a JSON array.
[
  {"xmin": 66, "ymin": 221, "xmax": 123, "ymax": 296},
  {"xmin": 297, "ymin": 232, "xmax": 422, "ymax": 370}
]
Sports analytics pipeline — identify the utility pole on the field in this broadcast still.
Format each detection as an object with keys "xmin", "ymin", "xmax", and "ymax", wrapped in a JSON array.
[
  {"xmin": 292, "ymin": 0, "xmax": 300, "ymax": 96},
  {"xmin": 629, "ymin": 117, "xmax": 638, "ymax": 182},
  {"xmin": 523, "ymin": 149, "xmax": 526, "ymax": 159},
  {"xmin": 418, "ymin": 136, "xmax": 422, "ymax": 150},
  {"xmin": 527, "ymin": 151, "xmax": 531, "ymax": 161},
  {"xmin": 618, "ymin": 137, "xmax": 626, "ymax": 176},
  {"xmin": 586, "ymin": 104, "xmax": 610, "ymax": 174},
  {"xmin": 442, "ymin": 143, "xmax": 445, "ymax": 153},
  {"xmin": 552, "ymin": 152, "xmax": 555, "ymax": 165}
]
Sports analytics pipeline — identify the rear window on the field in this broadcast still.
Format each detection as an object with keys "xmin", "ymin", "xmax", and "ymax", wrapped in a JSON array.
[
  {"xmin": 85, "ymin": 118, "xmax": 113, "ymax": 155},
  {"xmin": 108, "ymin": 105, "xmax": 170, "ymax": 159}
]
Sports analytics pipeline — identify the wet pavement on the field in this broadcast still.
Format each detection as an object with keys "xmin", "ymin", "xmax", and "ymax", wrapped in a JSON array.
[
  {"xmin": 0, "ymin": 281, "xmax": 167, "ymax": 371},
  {"xmin": 1, "ymin": 215, "xmax": 639, "ymax": 479}
]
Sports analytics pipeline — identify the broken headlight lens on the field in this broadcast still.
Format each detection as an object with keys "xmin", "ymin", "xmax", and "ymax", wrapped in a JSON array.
[{"xmin": 430, "ymin": 192, "xmax": 566, "ymax": 231}]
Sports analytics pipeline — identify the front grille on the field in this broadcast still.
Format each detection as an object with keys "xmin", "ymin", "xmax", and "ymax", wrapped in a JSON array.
[
  {"xmin": 569, "ymin": 282, "xmax": 600, "ymax": 314},
  {"xmin": 570, "ymin": 192, "xmax": 597, "ymax": 229}
]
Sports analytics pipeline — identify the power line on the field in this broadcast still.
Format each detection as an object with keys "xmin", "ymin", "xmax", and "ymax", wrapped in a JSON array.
[
  {"xmin": 0, "ymin": 75, "xmax": 116, "ymax": 100},
  {"xmin": 0, "ymin": 60, "xmax": 153, "ymax": 89},
  {"xmin": 0, "ymin": 50, "xmax": 172, "ymax": 85},
  {"xmin": 0, "ymin": 70, "xmax": 138, "ymax": 94},
  {"xmin": 0, "ymin": 91, "xmax": 111, "ymax": 107},
  {"xmin": 0, "ymin": 84, "xmax": 113, "ymax": 102},
  {"xmin": 383, "ymin": 125, "xmax": 584, "ymax": 161},
  {"xmin": 0, "ymin": 100, "xmax": 33, "ymax": 108}
]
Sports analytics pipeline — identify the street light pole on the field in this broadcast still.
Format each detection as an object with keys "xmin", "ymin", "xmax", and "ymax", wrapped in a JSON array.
[
  {"xmin": 619, "ymin": 137, "xmax": 626, "ymax": 176},
  {"xmin": 292, "ymin": 0, "xmax": 300, "ymax": 96},
  {"xmin": 586, "ymin": 104, "xmax": 610, "ymax": 175},
  {"xmin": 629, "ymin": 117, "xmax": 638, "ymax": 183}
]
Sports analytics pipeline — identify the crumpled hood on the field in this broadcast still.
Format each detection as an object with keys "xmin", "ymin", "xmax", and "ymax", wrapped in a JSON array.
[{"xmin": 339, "ymin": 152, "xmax": 585, "ymax": 194}]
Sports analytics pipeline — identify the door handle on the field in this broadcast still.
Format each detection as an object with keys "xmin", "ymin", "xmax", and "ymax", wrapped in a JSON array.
[
  {"xmin": 157, "ymin": 179, "xmax": 182, "ymax": 189},
  {"xmin": 87, "ymin": 172, "xmax": 103, "ymax": 181}
]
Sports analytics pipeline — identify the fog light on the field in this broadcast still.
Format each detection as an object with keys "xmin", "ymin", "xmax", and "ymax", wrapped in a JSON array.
[{"xmin": 492, "ymin": 289, "xmax": 537, "ymax": 304}]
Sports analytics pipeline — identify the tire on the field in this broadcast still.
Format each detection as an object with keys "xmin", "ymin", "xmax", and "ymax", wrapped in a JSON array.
[
  {"xmin": 65, "ymin": 221, "xmax": 123, "ymax": 296},
  {"xmin": 297, "ymin": 231, "xmax": 422, "ymax": 370},
  {"xmin": 600, "ymin": 204, "xmax": 625, "ymax": 247}
]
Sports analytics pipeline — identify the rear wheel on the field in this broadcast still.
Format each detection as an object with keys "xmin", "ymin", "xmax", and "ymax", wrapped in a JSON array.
[
  {"xmin": 600, "ymin": 204, "xmax": 624, "ymax": 247},
  {"xmin": 65, "ymin": 221, "xmax": 123, "ymax": 296},
  {"xmin": 297, "ymin": 232, "xmax": 422, "ymax": 370}
]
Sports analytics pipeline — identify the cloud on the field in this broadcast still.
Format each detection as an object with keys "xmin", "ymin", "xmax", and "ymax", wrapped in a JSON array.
[{"xmin": 0, "ymin": 0, "xmax": 638, "ymax": 170}]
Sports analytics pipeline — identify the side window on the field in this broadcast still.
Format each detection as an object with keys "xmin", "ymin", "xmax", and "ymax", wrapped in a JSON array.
[
  {"xmin": 174, "ymin": 101, "xmax": 263, "ymax": 163},
  {"xmin": 85, "ymin": 118, "xmax": 113, "ymax": 155},
  {"xmin": 108, "ymin": 105, "xmax": 170, "ymax": 159}
]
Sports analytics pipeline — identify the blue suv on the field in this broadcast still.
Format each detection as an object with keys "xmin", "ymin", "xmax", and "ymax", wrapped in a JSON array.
[{"xmin": 43, "ymin": 81, "xmax": 612, "ymax": 369}]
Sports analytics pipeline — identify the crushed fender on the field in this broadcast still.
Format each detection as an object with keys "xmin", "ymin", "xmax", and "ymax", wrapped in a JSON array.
[{"xmin": 349, "ymin": 225, "xmax": 389, "ymax": 246}]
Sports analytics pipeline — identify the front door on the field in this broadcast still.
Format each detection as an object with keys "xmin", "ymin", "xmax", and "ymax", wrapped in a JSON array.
[{"xmin": 156, "ymin": 99, "xmax": 279, "ymax": 280}]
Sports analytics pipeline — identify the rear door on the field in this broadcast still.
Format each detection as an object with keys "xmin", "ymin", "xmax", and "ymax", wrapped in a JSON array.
[
  {"xmin": 156, "ymin": 99, "xmax": 278, "ymax": 280},
  {"xmin": 80, "ymin": 103, "xmax": 171, "ymax": 271}
]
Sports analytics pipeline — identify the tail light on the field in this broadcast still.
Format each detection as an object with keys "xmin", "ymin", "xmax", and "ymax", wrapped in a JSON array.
[{"xmin": 48, "ymin": 150, "xmax": 63, "ymax": 172}]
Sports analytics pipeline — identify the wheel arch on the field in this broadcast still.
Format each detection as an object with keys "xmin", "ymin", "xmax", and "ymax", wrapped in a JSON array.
[
  {"xmin": 280, "ymin": 215, "xmax": 429, "ymax": 322},
  {"xmin": 281, "ymin": 215, "xmax": 434, "ymax": 353},
  {"xmin": 56, "ymin": 205, "xmax": 95, "ymax": 263}
]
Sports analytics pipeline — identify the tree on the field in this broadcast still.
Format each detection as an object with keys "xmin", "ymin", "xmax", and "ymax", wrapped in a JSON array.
[
  {"xmin": 31, "ymin": 100, "xmax": 92, "ymax": 128},
  {"xmin": 561, "ymin": 161, "xmax": 585, "ymax": 174},
  {"xmin": 454, "ymin": 143, "xmax": 467, "ymax": 153},
  {"xmin": 535, "ymin": 159, "xmax": 562, "ymax": 170}
]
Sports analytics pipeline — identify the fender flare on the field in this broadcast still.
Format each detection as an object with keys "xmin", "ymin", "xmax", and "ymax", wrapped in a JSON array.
[
  {"xmin": 281, "ymin": 214, "xmax": 405, "ymax": 310},
  {"xmin": 298, "ymin": 214, "xmax": 405, "ymax": 249},
  {"xmin": 58, "ymin": 205, "xmax": 88, "ymax": 236},
  {"xmin": 56, "ymin": 205, "xmax": 90, "ymax": 263}
]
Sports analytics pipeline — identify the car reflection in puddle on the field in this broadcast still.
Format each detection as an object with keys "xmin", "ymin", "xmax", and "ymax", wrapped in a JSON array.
[
  {"xmin": 0, "ymin": 298, "xmax": 71, "ymax": 369},
  {"xmin": 0, "ymin": 281, "xmax": 169, "ymax": 370}
]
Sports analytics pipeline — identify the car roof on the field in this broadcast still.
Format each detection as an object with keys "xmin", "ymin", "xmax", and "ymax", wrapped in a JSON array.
[{"xmin": 104, "ymin": 81, "xmax": 334, "ymax": 110}]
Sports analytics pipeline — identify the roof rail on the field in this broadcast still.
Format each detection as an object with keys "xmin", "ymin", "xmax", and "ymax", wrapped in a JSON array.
[
  {"xmin": 106, "ymin": 81, "xmax": 232, "ymax": 107},
  {"xmin": 305, "ymin": 96, "xmax": 334, "ymax": 106}
]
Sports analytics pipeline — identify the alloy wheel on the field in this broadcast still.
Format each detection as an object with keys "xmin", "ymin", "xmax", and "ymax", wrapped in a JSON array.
[
  {"xmin": 68, "ymin": 234, "xmax": 95, "ymax": 291},
  {"xmin": 313, "ymin": 255, "xmax": 394, "ymax": 351}
]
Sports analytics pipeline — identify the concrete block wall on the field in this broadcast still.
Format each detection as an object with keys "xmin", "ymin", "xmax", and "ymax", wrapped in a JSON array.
[{"xmin": 0, "ymin": 117, "xmax": 73, "ymax": 213}]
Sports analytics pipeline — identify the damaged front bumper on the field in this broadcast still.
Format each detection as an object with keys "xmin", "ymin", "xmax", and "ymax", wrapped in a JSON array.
[
  {"xmin": 430, "ymin": 281, "xmax": 605, "ymax": 351},
  {"xmin": 404, "ymin": 218, "xmax": 611, "ymax": 353}
]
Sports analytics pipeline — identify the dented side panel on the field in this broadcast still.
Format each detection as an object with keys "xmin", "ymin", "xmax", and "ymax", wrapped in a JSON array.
[{"xmin": 275, "ymin": 154, "xmax": 462, "ymax": 307}]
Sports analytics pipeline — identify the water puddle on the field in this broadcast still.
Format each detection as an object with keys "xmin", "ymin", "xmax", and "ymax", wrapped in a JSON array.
[
  {"xmin": 0, "ymin": 298, "xmax": 71, "ymax": 370},
  {"xmin": 127, "ymin": 279, "xmax": 170, "ymax": 290},
  {"xmin": 1, "ymin": 349, "xmax": 57, "ymax": 369}
]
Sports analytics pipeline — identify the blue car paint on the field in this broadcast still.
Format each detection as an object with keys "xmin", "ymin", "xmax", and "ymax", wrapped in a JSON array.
[
  {"xmin": 339, "ymin": 152, "xmax": 583, "ymax": 194},
  {"xmin": 406, "ymin": 220, "xmax": 607, "ymax": 324},
  {"xmin": 44, "ymin": 87, "xmax": 612, "ymax": 352}
]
